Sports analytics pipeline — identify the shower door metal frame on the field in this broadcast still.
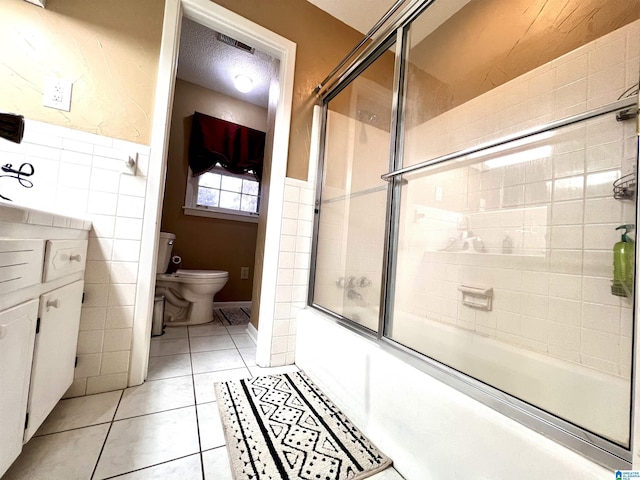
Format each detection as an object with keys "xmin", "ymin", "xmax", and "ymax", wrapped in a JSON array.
[
  {"xmin": 308, "ymin": 33, "xmax": 400, "ymax": 330},
  {"xmin": 308, "ymin": 0, "xmax": 638, "ymax": 470}
]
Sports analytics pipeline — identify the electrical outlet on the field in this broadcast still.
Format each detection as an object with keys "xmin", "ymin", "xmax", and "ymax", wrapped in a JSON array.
[
  {"xmin": 240, "ymin": 267, "xmax": 249, "ymax": 279},
  {"xmin": 43, "ymin": 76, "xmax": 72, "ymax": 111}
]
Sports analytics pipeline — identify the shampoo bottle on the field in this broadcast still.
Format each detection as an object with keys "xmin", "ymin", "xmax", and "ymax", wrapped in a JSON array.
[{"xmin": 612, "ymin": 224, "xmax": 635, "ymax": 297}]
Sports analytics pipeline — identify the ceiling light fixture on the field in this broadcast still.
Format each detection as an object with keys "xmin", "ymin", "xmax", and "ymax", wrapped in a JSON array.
[{"xmin": 234, "ymin": 74, "xmax": 253, "ymax": 93}]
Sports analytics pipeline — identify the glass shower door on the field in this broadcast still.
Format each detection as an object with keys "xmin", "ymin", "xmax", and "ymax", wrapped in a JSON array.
[
  {"xmin": 385, "ymin": 11, "xmax": 637, "ymax": 447},
  {"xmin": 312, "ymin": 44, "xmax": 397, "ymax": 331}
]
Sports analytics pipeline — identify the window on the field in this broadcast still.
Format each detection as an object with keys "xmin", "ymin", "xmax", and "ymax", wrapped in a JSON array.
[{"xmin": 184, "ymin": 166, "xmax": 260, "ymax": 222}]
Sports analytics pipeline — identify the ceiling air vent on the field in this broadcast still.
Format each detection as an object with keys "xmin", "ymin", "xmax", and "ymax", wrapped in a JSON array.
[{"xmin": 216, "ymin": 33, "xmax": 255, "ymax": 54}]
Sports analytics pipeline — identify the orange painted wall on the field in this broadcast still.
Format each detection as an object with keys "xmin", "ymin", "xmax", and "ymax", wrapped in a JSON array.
[{"xmin": 160, "ymin": 79, "xmax": 268, "ymax": 302}]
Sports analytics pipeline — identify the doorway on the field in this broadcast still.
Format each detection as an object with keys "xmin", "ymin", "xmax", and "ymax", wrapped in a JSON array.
[
  {"xmin": 129, "ymin": 0, "xmax": 296, "ymax": 386},
  {"xmin": 160, "ymin": 15, "xmax": 276, "ymax": 322}
]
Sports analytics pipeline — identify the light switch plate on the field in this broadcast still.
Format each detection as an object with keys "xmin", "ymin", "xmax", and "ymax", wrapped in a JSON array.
[{"xmin": 43, "ymin": 77, "xmax": 72, "ymax": 112}]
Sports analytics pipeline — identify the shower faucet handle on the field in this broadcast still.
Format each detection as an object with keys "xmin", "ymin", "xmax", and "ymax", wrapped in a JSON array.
[{"xmin": 336, "ymin": 276, "xmax": 371, "ymax": 288}]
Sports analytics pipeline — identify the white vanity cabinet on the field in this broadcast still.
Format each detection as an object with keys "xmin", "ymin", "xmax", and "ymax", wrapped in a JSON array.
[
  {"xmin": 24, "ymin": 280, "xmax": 84, "ymax": 441},
  {"xmin": 0, "ymin": 203, "xmax": 90, "ymax": 476},
  {"xmin": 0, "ymin": 299, "xmax": 38, "ymax": 476}
]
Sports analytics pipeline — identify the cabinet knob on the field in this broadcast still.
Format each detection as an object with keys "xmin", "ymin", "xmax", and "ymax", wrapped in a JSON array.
[
  {"xmin": 69, "ymin": 254, "xmax": 82, "ymax": 262},
  {"xmin": 46, "ymin": 299, "xmax": 61, "ymax": 309},
  {"xmin": 0, "ymin": 325, "xmax": 6, "ymax": 340}
]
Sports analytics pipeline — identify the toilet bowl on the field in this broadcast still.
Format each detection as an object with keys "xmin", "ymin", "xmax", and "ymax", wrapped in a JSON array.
[{"xmin": 155, "ymin": 232, "xmax": 228, "ymax": 326}]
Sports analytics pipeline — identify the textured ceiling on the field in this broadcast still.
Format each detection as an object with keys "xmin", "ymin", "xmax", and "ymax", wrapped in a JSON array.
[{"xmin": 177, "ymin": 17, "xmax": 276, "ymax": 108}]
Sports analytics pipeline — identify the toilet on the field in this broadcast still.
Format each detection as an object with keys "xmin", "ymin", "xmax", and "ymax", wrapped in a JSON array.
[{"xmin": 155, "ymin": 232, "xmax": 228, "ymax": 326}]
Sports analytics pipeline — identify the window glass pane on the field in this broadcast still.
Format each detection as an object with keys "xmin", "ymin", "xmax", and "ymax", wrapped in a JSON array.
[
  {"xmin": 241, "ymin": 195, "xmax": 258, "ymax": 213},
  {"xmin": 220, "ymin": 191, "xmax": 241, "ymax": 210},
  {"xmin": 387, "ymin": 6, "xmax": 637, "ymax": 448},
  {"xmin": 221, "ymin": 175, "xmax": 243, "ymax": 193},
  {"xmin": 199, "ymin": 172, "xmax": 220, "ymax": 189},
  {"xmin": 312, "ymin": 42, "xmax": 397, "ymax": 331},
  {"xmin": 242, "ymin": 179, "xmax": 259, "ymax": 195},
  {"xmin": 197, "ymin": 187, "xmax": 219, "ymax": 207}
]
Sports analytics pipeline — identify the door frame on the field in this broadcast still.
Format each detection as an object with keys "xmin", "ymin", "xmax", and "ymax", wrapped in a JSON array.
[{"xmin": 129, "ymin": 0, "xmax": 296, "ymax": 385}]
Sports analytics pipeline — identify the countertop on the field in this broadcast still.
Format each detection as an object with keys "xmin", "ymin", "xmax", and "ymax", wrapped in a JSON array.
[{"xmin": 0, "ymin": 201, "xmax": 92, "ymax": 231}]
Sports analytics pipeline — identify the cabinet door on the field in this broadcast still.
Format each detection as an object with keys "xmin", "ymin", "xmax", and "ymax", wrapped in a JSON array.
[
  {"xmin": 24, "ymin": 280, "xmax": 84, "ymax": 441},
  {"xmin": 0, "ymin": 299, "xmax": 38, "ymax": 477}
]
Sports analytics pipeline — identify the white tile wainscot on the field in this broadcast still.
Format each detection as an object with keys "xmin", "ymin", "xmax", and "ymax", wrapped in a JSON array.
[
  {"xmin": 0, "ymin": 120, "xmax": 151, "ymax": 396},
  {"xmin": 271, "ymin": 177, "xmax": 315, "ymax": 366}
]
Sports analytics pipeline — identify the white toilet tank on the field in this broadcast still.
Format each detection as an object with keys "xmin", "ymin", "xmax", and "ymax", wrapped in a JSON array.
[{"xmin": 156, "ymin": 232, "xmax": 176, "ymax": 274}]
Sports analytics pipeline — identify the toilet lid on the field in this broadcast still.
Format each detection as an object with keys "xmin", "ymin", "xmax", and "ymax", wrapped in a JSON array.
[{"xmin": 175, "ymin": 269, "xmax": 228, "ymax": 279}]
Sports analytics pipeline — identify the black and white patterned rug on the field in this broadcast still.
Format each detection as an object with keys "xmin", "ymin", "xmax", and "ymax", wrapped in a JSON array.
[
  {"xmin": 215, "ymin": 372, "xmax": 392, "ymax": 480},
  {"xmin": 213, "ymin": 307, "xmax": 251, "ymax": 325}
]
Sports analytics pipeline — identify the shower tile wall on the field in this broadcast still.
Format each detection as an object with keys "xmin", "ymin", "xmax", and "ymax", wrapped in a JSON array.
[
  {"xmin": 272, "ymin": 177, "xmax": 315, "ymax": 366},
  {"xmin": 0, "ymin": 120, "xmax": 150, "ymax": 395},
  {"xmin": 401, "ymin": 20, "xmax": 639, "ymax": 377}
]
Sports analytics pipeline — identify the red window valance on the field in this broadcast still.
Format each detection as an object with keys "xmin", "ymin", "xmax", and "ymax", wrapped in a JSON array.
[{"xmin": 188, "ymin": 111, "xmax": 266, "ymax": 180}]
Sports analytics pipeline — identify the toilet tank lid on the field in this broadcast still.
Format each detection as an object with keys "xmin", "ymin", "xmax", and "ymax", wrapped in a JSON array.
[
  {"xmin": 160, "ymin": 232, "xmax": 176, "ymax": 240},
  {"xmin": 176, "ymin": 269, "xmax": 228, "ymax": 279}
]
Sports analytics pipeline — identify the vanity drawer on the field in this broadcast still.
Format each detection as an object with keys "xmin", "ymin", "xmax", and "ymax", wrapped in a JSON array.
[
  {"xmin": 43, "ymin": 240, "xmax": 88, "ymax": 282},
  {"xmin": 0, "ymin": 239, "xmax": 44, "ymax": 295}
]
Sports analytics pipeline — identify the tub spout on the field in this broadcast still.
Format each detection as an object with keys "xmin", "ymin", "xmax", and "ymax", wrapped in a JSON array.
[{"xmin": 347, "ymin": 288, "xmax": 363, "ymax": 301}]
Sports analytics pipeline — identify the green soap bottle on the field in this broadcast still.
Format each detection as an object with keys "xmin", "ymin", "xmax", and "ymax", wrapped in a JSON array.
[{"xmin": 612, "ymin": 224, "xmax": 635, "ymax": 297}]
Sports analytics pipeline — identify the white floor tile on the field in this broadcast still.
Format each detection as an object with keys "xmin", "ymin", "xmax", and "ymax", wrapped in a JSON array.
[
  {"xmin": 249, "ymin": 365, "xmax": 300, "ymax": 377},
  {"xmin": 231, "ymin": 333, "xmax": 255, "ymax": 347},
  {"xmin": 191, "ymin": 349, "xmax": 246, "ymax": 374},
  {"xmin": 202, "ymin": 447, "xmax": 233, "ymax": 480},
  {"xmin": 370, "ymin": 467, "xmax": 405, "ymax": 479},
  {"xmin": 94, "ymin": 407, "xmax": 200, "ymax": 479},
  {"xmin": 147, "ymin": 353, "xmax": 192, "ymax": 380},
  {"xmin": 115, "ymin": 454, "xmax": 203, "ymax": 479},
  {"xmin": 189, "ymin": 334, "xmax": 236, "ymax": 352},
  {"xmin": 3, "ymin": 424, "xmax": 109, "ymax": 480},
  {"xmin": 193, "ymin": 368, "xmax": 251, "ymax": 404},
  {"xmin": 188, "ymin": 323, "xmax": 229, "ymax": 337},
  {"xmin": 238, "ymin": 347, "xmax": 257, "ymax": 367},
  {"xmin": 149, "ymin": 338, "xmax": 190, "ymax": 357},
  {"xmin": 35, "ymin": 391, "xmax": 121, "ymax": 436},
  {"xmin": 197, "ymin": 402, "xmax": 225, "ymax": 450},
  {"xmin": 158, "ymin": 326, "xmax": 188, "ymax": 339},
  {"xmin": 115, "ymin": 375, "xmax": 195, "ymax": 420},
  {"xmin": 225, "ymin": 325, "xmax": 249, "ymax": 334}
]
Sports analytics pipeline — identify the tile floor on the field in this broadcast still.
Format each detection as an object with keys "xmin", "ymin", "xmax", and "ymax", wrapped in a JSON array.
[{"xmin": 3, "ymin": 320, "xmax": 404, "ymax": 480}]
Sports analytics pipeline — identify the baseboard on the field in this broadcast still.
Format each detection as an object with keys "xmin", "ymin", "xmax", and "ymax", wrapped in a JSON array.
[
  {"xmin": 247, "ymin": 322, "xmax": 258, "ymax": 344},
  {"xmin": 212, "ymin": 301, "xmax": 252, "ymax": 309}
]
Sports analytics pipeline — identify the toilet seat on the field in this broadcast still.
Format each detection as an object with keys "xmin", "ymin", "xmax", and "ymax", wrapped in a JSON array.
[{"xmin": 175, "ymin": 269, "xmax": 228, "ymax": 279}]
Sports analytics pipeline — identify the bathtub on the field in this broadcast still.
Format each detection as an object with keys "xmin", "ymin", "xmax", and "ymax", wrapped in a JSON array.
[
  {"xmin": 313, "ymin": 302, "xmax": 630, "ymax": 447},
  {"xmin": 296, "ymin": 307, "xmax": 621, "ymax": 478},
  {"xmin": 390, "ymin": 311, "xmax": 630, "ymax": 446}
]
